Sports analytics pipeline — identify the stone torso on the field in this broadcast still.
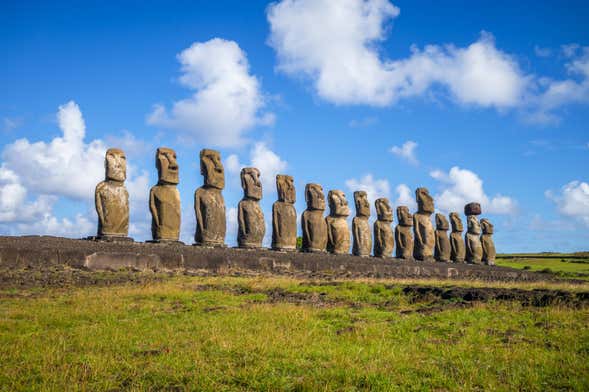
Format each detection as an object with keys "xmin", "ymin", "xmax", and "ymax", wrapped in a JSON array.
[
  {"xmin": 413, "ymin": 214, "xmax": 435, "ymax": 261},
  {"xmin": 302, "ymin": 210, "xmax": 327, "ymax": 252},
  {"xmin": 95, "ymin": 181, "xmax": 129, "ymax": 237},
  {"xmin": 450, "ymin": 232, "xmax": 465, "ymax": 262},
  {"xmin": 272, "ymin": 201, "xmax": 296, "ymax": 250},
  {"xmin": 481, "ymin": 234, "xmax": 496, "ymax": 265},
  {"xmin": 395, "ymin": 225, "xmax": 413, "ymax": 259},
  {"xmin": 150, "ymin": 185, "xmax": 180, "ymax": 241},
  {"xmin": 465, "ymin": 233, "xmax": 483, "ymax": 264},
  {"xmin": 238, "ymin": 199, "xmax": 265, "ymax": 248},
  {"xmin": 326, "ymin": 216, "xmax": 350, "ymax": 254},
  {"xmin": 352, "ymin": 216, "xmax": 371, "ymax": 256},
  {"xmin": 374, "ymin": 220, "xmax": 394, "ymax": 257},
  {"xmin": 435, "ymin": 230, "xmax": 451, "ymax": 262},
  {"xmin": 194, "ymin": 187, "xmax": 226, "ymax": 245}
]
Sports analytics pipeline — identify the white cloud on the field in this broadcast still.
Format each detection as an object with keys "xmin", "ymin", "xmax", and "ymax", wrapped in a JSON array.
[
  {"xmin": 0, "ymin": 101, "xmax": 147, "ymax": 239},
  {"xmin": 394, "ymin": 183, "xmax": 417, "ymax": 211},
  {"xmin": 390, "ymin": 140, "xmax": 418, "ymax": 165},
  {"xmin": 534, "ymin": 45, "xmax": 552, "ymax": 58},
  {"xmin": 267, "ymin": 1, "xmax": 529, "ymax": 108},
  {"xmin": 430, "ymin": 166, "xmax": 517, "ymax": 215},
  {"xmin": 345, "ymin": 174, "xmax": 390, "ymax": 205},
  {"xmin": 546, "ymin": 181, "xmax": 589, "ymax": 227},
  {"xmin": 148, "ymin": 38, "xmax": 274, "ymax": 147},
  {"xmin": 225, "ymin": 142, "xmax": 287, "ymax": 193}
]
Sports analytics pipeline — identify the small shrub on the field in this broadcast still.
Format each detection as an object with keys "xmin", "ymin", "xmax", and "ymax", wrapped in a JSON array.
[{"xmin": 522, "ymin": 266, "xmax": 531, "ymax": 270}]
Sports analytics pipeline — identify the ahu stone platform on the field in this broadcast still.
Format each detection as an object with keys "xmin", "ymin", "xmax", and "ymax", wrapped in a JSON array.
[{"xmin": 0, "ymin": 235, "xmax": 555, "ymax": 282}]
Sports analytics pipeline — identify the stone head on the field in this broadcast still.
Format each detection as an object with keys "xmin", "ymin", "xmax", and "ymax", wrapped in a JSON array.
[
  {"xmin": 276, "ymin": 175, "xmax": 295, "ymax": 203},
  {"xmin": 480, "ymin": 218, "xmax": 494, "ymax": 234},
  {"xmin": 305, "ymin": 183, "xmax": 325, "ymax": 211},
  {"xmin": 156, "ymin": 147, "xmax": 179, "ymax": 185},
  {"xmin": 328, "ymin": 190, "xmax": 350, "ymax": 217},
  {"xmin": 353, "ymin": 191, "xmax": 370, "ymax": 218},
  {"xmin": 435, "ymin": 213, "xmax": 449, "ymax": 230},
  {"xmin": 375, "ymin": 198, "xmax": 393, "ymax": 222},
  {"xmin": 464, "ymin": 202, "xmax": 482, "ymax": 216},
  {"xmin": 415, "ymin": 187, "xmax": 434, "ymax": 214},
  {"xmin": 449, "ymin": 212, "xmax": 463, "ymax": 232},
  {"xmin": 105, "ymin": 148, "xmax": 126, "ymax": 182},
  {"xmin": 241, "ymin": 167, "xmax": 262, "ymax": 200},
  {"xmin": 397, "ymin": 206, "xmax": 413, "ymax": 226},
  {"xmin": 200, "ymin": 149, "xmax": 224, "ymax": 189},
  {"xmin": 467, "ymin": 215, "xmax": 481, "ymax": 235}
]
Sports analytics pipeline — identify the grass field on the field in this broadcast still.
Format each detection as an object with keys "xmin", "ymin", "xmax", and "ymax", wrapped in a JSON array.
[
  {"xmin": 1, "ymin": 274, "xmax": 588, "ymax": 391},
  {"xmin": 496, "ymin": 253, "xmax": 589, "ymax": 280}
]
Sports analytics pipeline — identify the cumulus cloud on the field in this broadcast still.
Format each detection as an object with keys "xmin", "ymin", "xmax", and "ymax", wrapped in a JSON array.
[
  {"xmin": 268, "ymin": 0, "xmax": 589, "ymax": 121},
  {"xmin": 225, "ymin": 142, "xmax": 287, "ymax": 193},
  {"xmin": 267, "ymin": 0, "xmax": 529, "ymax": 108},
  {"xmin": 390, "ymin": 140, "xmax": 418, "ymax": 165},
  {"xmin": 345, "ymin": 174, "xmax": 390, "ymax": 204},
  {"xmin": 546, "ymin": 181, "xmax": 589, "ymax": 226},
  {"xmin": 430, "ymin": 166, "xmax": 517, "ymax": 215},
  {"xmin": 0, "ymin": 101, "xmax": 148, "ymax": 238},
  {"xmin": 394, "ymin": 183, "xmax": 417, "ymax": 210},
  {"xmin": 148, "ymin": 38, "xmax": 274, "ymax": 147}
]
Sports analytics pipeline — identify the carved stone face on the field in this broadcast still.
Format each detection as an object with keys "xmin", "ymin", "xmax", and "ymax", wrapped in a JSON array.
[
  {"xmin": 105, "ymin": 148, "xmax": 126, "ymax": 182},
  {"xmin": 328, "ymin": 190, "xmax": 350, "ymax": 217},
  {"xmin": 481, "ymin": 218, "xmax": 494, "ymax": 234},
  {"xmin": 200, "ymin": 149, "xmax": 224, "ymax": 189},
  {"xmin": 305, "ymin": 183, "xmax": 325, "ymax": 211},
  {"xmin": 467, "ymin": 215, "xmax": 481, "ymax": 235},
  {"xmin": 241, "ymin": 167, "xmax": 262, "ymax": 200},
  {"xmin": 353, "ymin": 191, "xmax": 370, "ymax": 218},
  {"xmin": 375, "ymin": 198, "xmax": 393, "ymax": 222},
  {"xmin": 450, "ymin": 212, "xmax": 463, "ymax": 232},
  {"xmin": 435, "ymin": 213, "xmax": 449, "ymax": 230},
  {"xmin": 156, "ymin": 147, "xmax": 179, "ymax": 185},
  {"xmin": 416, "ymin": 187, "xmax": 434, "ymax": 214},
  {"xmin": 276, "ymin": 175, "xmax": 295, "ymax": 203},
  {"xmin": 397, "ymin": 206, "xmax": 413, "ymax": 226}
]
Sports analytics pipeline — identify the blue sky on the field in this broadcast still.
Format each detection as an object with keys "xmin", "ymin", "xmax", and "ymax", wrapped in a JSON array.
[{"xmin": 1, "ymin": 0, "xmax": 588, "ymax": 252}]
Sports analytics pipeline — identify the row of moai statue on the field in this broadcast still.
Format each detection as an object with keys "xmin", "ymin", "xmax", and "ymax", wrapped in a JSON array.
[{"xmin": 95, "ymin": 147, "xmax": 496, "ymax": 264}]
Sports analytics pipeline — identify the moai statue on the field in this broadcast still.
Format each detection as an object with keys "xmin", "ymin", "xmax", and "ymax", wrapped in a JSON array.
[
  {"xmin": 237, "ymin": 168, "xmax": 265, "ymax": 248},
  {"xmin": 352, "ymin": 191, "xmax": 371, "ymax": 257},
  {"xmin": 271, "ymin": 175, "xmax": 297, "ymax": 251},
  {"xmin": 194, "ymin": 149, "xmax": 226, "ymax": 247},
  {"xmin": 434, "ymin": 213, "xmax": 451, "ymax": 262},
  {"xmin": 480, "ymin": 218, "xmax": 496, "ymax": 265},
  {"xmin": 373, "ymin": 198, "xmax": 394, "ymax": 258},
  {"xmin": 464, "ymin": 202, "xmax": 483, "ymax": 264},
  {"xmin": 449, "ymin": 212, "xmax": 466, "ymax": 263},
  {"xmin": 149, "ymin": 147, "xmax": 180, "ymax": 242},
  {"xmin": 95, "ymin": 148, "xmax": 130, "ymax": 240},
  {"xmin": 395, "ymin": 206, "xmax": 413, "ymax": 259},
  {"xmin": 301, "ymin": 183, "xmax": 327, "ymax": 252},
  {"xmin": 413, "ymin": 188, "xmax": 435, "ymax": 261},
  {"xmin": 326, "ymin": 190, "xmax": 351, "ymax": 255}
]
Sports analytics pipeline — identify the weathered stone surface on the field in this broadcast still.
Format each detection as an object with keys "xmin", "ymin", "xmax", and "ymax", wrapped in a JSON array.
[
  {"xmin": 395, "ymin": 206, "xmax": 413, "ymax": 259},
  {"xmin": 465, "ymin": 215, "xmax": 483, "ymax": 264},
  {"xmin": 352, "ymin": 191, "xmax": 371, "ymax": 257},
  {"xmin": 449, "ymin": 212, "xmax": 465, "ymax": 263},
  {"xmin": 434, "ymin": 213, "xmax": 451, "ymax": 262},
  {"xmin": 481, "ymin": 218, "xmax": 496, "ymax": 266},
  {"xmin": 194, "ymin": 149, "xmax": 226, "ymax": 247},
  {"xmin": 326, "ymin": 190, "xmax": 351, "ymax": 255},
  {"xmin": 374, "ymin": 198, "xmax": 394, "ymax": 258},
  {"xmin": 272, "ymin": 175, "xmax": 297, "ymax": 251},
  {"xmin": 464, "ymin": 202, "xmax": 482, "ymax": 216},
  {"xmin": 302, "ymin": 183, "xmax": 327, "ymax": 252},
  {"xmin": 238, "ymin": 168, "xmax": 265, "ymax": 249},
  {"xmin": 95, "ymin": 148, "xmax": 129, "ymax": 239},
  {"xmin": 150, "ymin": 148, "xmax": 180, "ymax": 242},
  {"xmin": 413, "ymin": 188, "xmax": 435, "ymax": 261}
]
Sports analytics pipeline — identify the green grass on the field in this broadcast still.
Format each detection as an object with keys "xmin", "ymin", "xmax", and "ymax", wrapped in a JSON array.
[
  {"xmin": 1, "ymin": 276, "xmax": 588, "ymax": 391},
  {"xmin": 496, "ymin": 254, "xmax": 589, "ymax": 280}
]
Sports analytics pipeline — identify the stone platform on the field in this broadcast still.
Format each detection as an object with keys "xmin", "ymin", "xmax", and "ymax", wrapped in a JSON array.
[{"xmin": 0, "ymin": 235, "xmax": 551, "ymax": 282}]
